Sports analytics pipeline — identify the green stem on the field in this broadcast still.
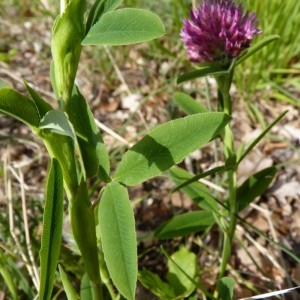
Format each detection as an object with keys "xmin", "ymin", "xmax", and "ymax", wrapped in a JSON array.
[
  {"xmin": 215, "ymin": 72, "xmax": 238, "ymax": 282},
  {"xmin": 218, "ymin": 168, "xmax": 237, "ymax": 279},
  {"xmin": 42, "ymin": 133, "xmax": 78, "ymax": 200},
  {"xmin": 91, "ymin": 283, "xmax": 103, "ymax": 300},
  {"xmin": 99, "ymin": 248, "xmax": 119, "ymax": 299}
]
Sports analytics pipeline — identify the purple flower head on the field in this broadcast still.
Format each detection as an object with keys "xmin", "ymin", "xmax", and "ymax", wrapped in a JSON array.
[{"xmin": 181, "ymin": 0, "xmax": 262, "ymax": 64}]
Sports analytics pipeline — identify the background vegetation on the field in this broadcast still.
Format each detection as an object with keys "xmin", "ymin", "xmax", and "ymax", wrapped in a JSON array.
[{"xmin": 0, "ymin": 0, "xmax": 300, "ymax": 299}]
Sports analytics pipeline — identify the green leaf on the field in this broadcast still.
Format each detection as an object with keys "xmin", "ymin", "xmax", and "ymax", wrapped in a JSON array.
[
  {"xmin": 23, "ymin": 81, "xmax": 53, "ymax": 118},
  {"xmin": 80, "ymin": 273, "xmax": 93, "ymax": 300},
  {"xmin": 167, "ymin": 246, "xmax": 198, "ymax": 298},
  {"xmin": 177, "ymin": 63, "xmax": 228, "ymax": 84},
  {"xmin": 50, "ymin": 60, "xmax": 59, "ymax": 100},
  {"xmin": 99, "ymin": 181, "xmax": 137, "ymax": 300},
  {"xmin": 41, "ymin": 132, "xmax": 78, "ymax": 199},
  {"xmin": 101, "ymin": 0, "xmax": 123, "ymax": 12},
  {"xmin": 0, "ymin": 251, "xmax": 17, "ymax": 300},
  {"xmin": 154, "ymin": 210, "xmax": 214, "ymax": 239},
  {"xmin": 0, "ymin": 48, "xmax": 17, "ymax": 63},
  {"xmin": 113, "ymin": 112, "xmax": 230, "ymax": 186},
  {"xmin": 70, "ymin": 182, "xmax": 101, "ymax": 287},
  {"xmin": 187, "ymin": 295, "xmax": 198, "ymax": 300},
  {"xmin": 66, "ymin": 86, "xmax": 110, "ymax": 180},
  {"xmin": 86, "ymin": 0, "xmax": 123, "ymax": 32},
  {"xmin": 59, "ymin": 265, "xmax": 80, "ymax": 300},
  {"xmin": 40, "ymin": 108, "xmax": 89, "ymax": 185},
  {"xmin": 39, "ymin": 159, "xmax": 64, "ymax": 300},
  {"xmin": 173, "ymin": 92, "xmax": 208, "ymax": 115},
  {"xmin": 3, "ymin": 255, "xmax": 34, "ymax": 298},
  {"xmin": 0, "ymin": 88, "xmax": 40, "ymax": 127},
  {"xmin": 40, "ymin": 110, "xmax": 76, "ymax": 140},
  {"xmin": 236, "ymin": 167, "xmax": 277, "ymax": 212},
  {"xmin": 138, "ymin": 269, "xmax": 176, "ymax": 300},
  {"xmin": 139, "ymin": 247, "xmax": 198, "ymax": 300},
  {"xmin": 217, "ymin": 277, "xmax": 235, "ymax": 300},
  {"xmin": 82, "ymin": 8, "xmax": 165, "ymax": 46},
  {"xmin": 234, "ymin": 35, "xmax": 280, "ymax": 67}
]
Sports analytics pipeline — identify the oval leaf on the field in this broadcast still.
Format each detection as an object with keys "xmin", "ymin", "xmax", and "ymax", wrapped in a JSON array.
[
  {"xmin": 167, "ymin": 246, "xmax": 198, "ymax": 298},
  {"xmin": 40, "ymin": 110, "xmax": 75, "ymax": 140},
  {"xmin": 0, "ymin": 88, "xmax": 40, "ymax": 127},
  {"xmin": 138, "ymin": 269, "xmax": 176, "ymax": 299},
  {"xmin": 173, "ymin": 92, "xmax": 208, "ymax": 115},
  {"xmin": 82, "ymin": 8, "xmax": 165, "ymax": 46},
  {"xmin": 99, "ymin": 181, "xmax": 137, "ymax": 300},
  {"xmin": 39, "ymin": 159, "xmax": 64, "ymax": 300},
  {"xmin": 154, "ymin": 210, "xmax": 214, "ymax": 239},
  {"xmin": 217, "ymin": 277, "xmax": 235, "ymax": 300},
  {"xmin": 23, "ymin": 81, "xmax": 53, "ymax": 119},
  {"xmin": 66, "ymin": 86, "xmax": 110, "ymax": 180},
  {"xmin": 113, "ymin": 112, "xmax": 230, "ymax": 186}
]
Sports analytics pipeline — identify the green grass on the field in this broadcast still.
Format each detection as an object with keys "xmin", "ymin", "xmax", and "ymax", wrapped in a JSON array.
[{"xmin": 236, "ymin": 0, "xmax": 300, "ymax": 101}]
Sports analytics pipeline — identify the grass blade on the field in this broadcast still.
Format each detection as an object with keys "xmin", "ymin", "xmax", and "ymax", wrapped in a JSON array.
[
  {"xmin": 39, "ymin": 159, "xmax": 64, "ymax": 300},
  {"xmin": 234, "ymin": 35, "xmax": 280, "ymax": 67},
  {"xmin": 177, "ymin": 64, "xmax": 228, "ymax": 84},
  {"xmin": 237, "ymin": 110, "xmax": 288, "ymax": 164}
]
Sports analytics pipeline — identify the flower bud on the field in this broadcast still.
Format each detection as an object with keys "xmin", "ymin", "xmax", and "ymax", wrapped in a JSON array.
[{"xmin": 51, "ymin": 0, "xmax": 86, "ymax": 104}]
